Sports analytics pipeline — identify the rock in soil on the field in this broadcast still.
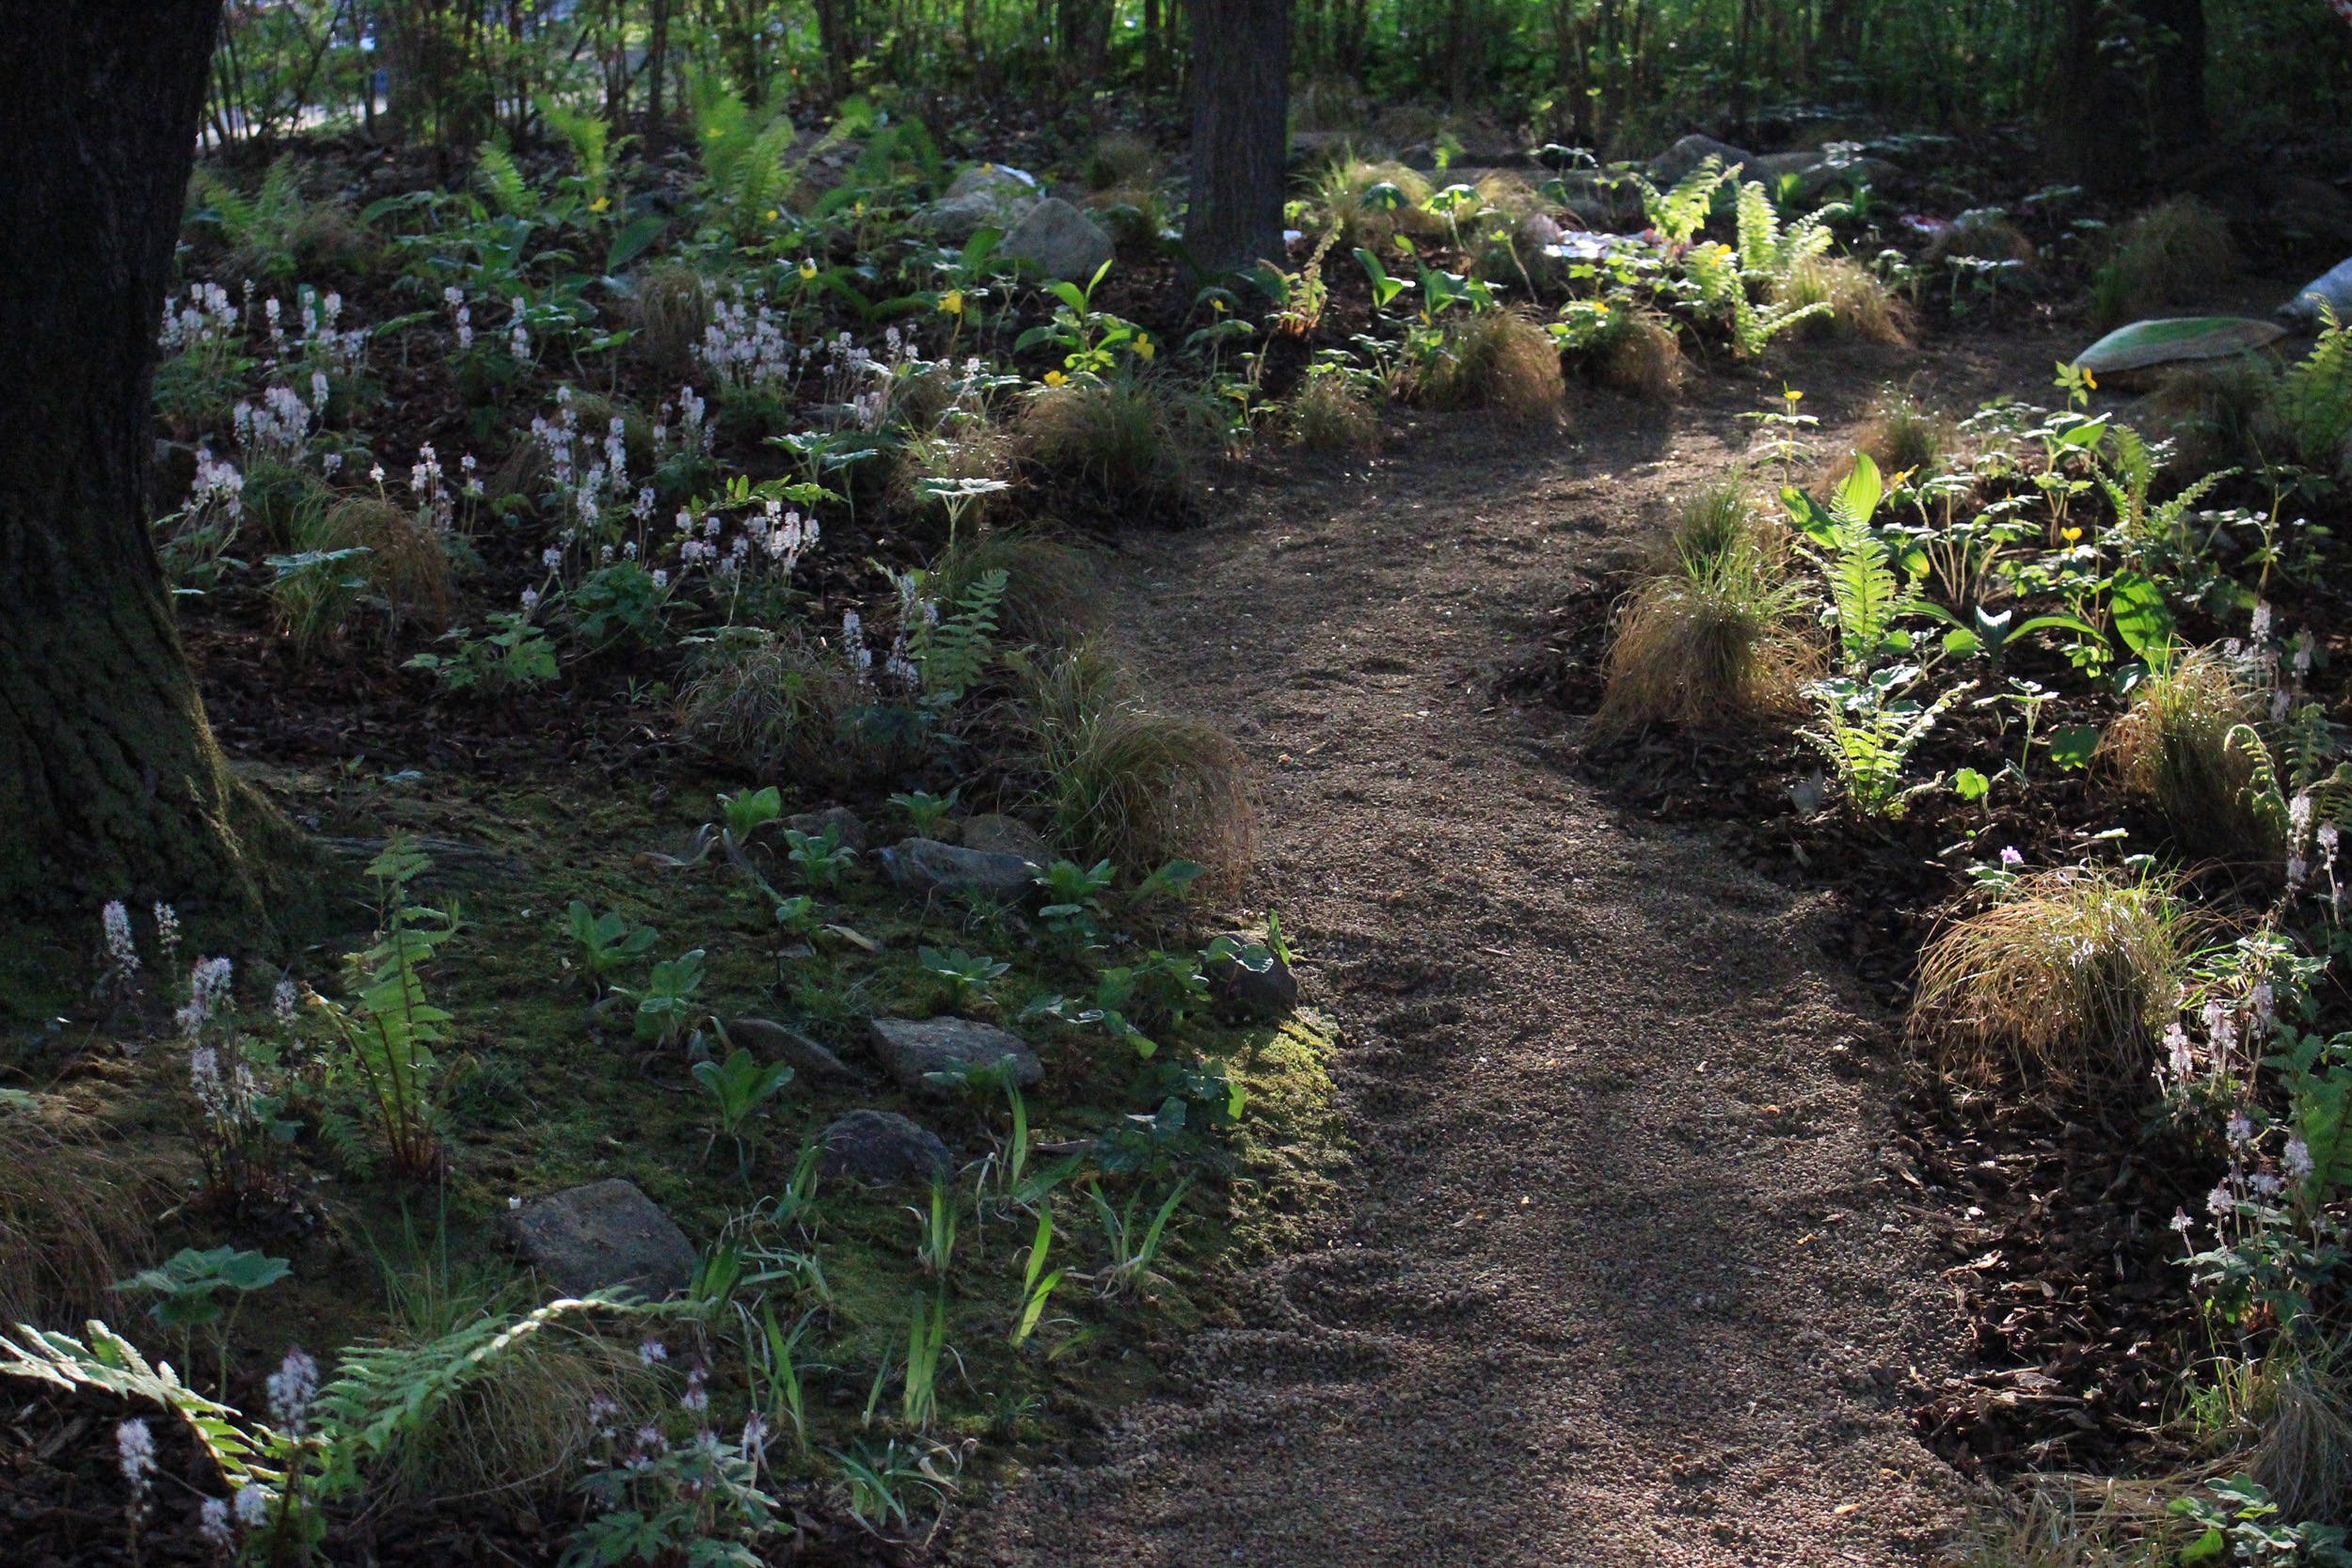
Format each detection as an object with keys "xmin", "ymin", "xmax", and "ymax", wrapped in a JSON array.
[
  {"xmin": 957, "ymin": 812, "xmax": 1051, "ymax": 862},
  {"xmin": 817, "ymin": 1109, "xmax": 952, "ymax": 1183},
  {"xmin": 1206, "ymin": 942, "xmax": 1301, "ymax": 1018},
  {"xmin": 782, "ymin": 806, "xmax": 866, "ymax": 850},
  {"xmin": 502, "ymin": 1180, "xmax": 696, "ymax": 1299},
  {"xmin": 721, "ymin": 1016, "xmax": 872, "ymax": 1085},
  {"xmin": 875, "ymin": 836, "xmax": 1040, "ymax": 893},
  {"xmin": 915, "ymin": 163, "xmax": 1041, "ymax": 244},
  {"xmin": 999, "ymin": 197, "xmax": 1115, "ymax": 281},
  {"xmin": 868, "ymin": 1016, "xmax": 1042, "ymax": 1095}
]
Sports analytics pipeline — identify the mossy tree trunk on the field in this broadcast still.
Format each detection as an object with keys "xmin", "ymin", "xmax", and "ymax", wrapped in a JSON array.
[
  {"xmin": 1184, "ymin": 0, "xmax": 1292, "ymax": 281},
  {"xmin": 0, "ymin": 0, "xmax": 301, "ymax": 947}
]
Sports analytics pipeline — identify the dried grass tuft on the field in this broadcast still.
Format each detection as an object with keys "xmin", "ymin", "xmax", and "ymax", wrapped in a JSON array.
[
  {"xmin": 2102, "ymin": 650, "xmax": 2276, "ymax": 860},
  {"xmin": 1415, "ymin": 310, "xmax": 1566, "ymax": 424},
  {"xmin": 1020, "ymin": 378, "xmax": 1199, "ymax": 519},
  {"xmin": 2093, "ymin": 197, "xmax": 2239, "ymax": 330},
  {"xmin": 634, "ymin": 261, "xmax": 714, "ymax": 375},
  {"xmin": 1288, "ymin": 374, "xmax": 1384, "ymax": 452},
  {"xmin": 675, "ymin": 629, "xmax": 878, "ymax": 787},
  {"xmin": 1014, "ymin": 644, "xmax": 1256, "ymax": 891},
  {"xmin": 1592, "ymin": 550, "xmax": 1811, "ymax": 736},
  {"xmin": 1774, "ymin": 255, "xmax": 1911, "ymax": 344},
  {"xmin": 1911, "ymin": 867, "xmax": 2202, "ymax": 1087},
  {"xmin": 1591, "ymin": 305, "xmax": 1686, "ymax": 401},
  {"xmin": 0, "ymin": 1106, "xmax": 153, "ymax": 1327}
]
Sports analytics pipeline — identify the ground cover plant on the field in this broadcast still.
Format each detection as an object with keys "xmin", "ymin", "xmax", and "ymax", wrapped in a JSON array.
[{"xmin": 13, "ymin": 1, "xmax": 2352, "ymax": 1564}]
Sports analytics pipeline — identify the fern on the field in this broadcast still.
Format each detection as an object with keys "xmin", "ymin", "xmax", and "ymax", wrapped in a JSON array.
[
  {"xmin": 3, "ymin": 1297, "xmax": 645, "ymax": 1528},
  {"xmin": 1637, "ymin": 156, "xmax": 1733, "ymax": 247},
  {"xmin": 1734, "ymin": 180, "xmax": 1840, "ymax": 279},
  {"xmin": 537, "ymin": 97, "xmax": 613, "ymax": 211},
  {"xmin": 473, "ymin": 140, "xmax": 538, "ymax": 219},
  {"xmin": 1683, "ymin": 239, "xmax": 1827, "ymax": 356},
  {"xmin": 191, "ymin": 154, "xmax": 310, "ymax": 280},
  {"xmin": 689, "ymin": 74, "xmax": 803, "ymax": 241},
  {"xmin": 2279, "ymin": 305, "xmax": 2352, "ymax": 474},
  {"xmin": 310, "ymin": 840, "xmax": 454, "ymax": 1179},
  {"xmin": 915, "ymin": 568, "xmax": 1007, "ymax": 702},
  {"xmin": 1804, "ymin": 668, "xmax": 1970, "ymax": 817}
]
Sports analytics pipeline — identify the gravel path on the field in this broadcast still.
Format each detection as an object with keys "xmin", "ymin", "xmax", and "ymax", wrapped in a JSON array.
[{"xmin": 945, "ymin": 353, "xmax": 2038, "ymax": 1566}]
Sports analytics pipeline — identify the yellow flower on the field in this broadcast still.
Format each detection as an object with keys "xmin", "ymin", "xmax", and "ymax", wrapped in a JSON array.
[
  {"xmin": 1043, "ymin": 370, "xmax": 1067, "ymax": 387},
  {"xmin": 797, "ymin": 259, "xmax": 818, "ymax": 280},
  {"xmin": 1784, "ymin": 388, "xmax": 1804, "ymax": 402},
  {"xmin": 1212, "ymin": 297, "xmax": 1226, "ymax": 314},
  {"xmin": 589, "ymin": 195, "xmax": 610, "ymax": 213},
  {"xmin": 2083, "ymin": 370, "xmax": 2098, "ymax": 389},
  {"xmin": 2061, "ymin": 527, "xmax": 2082, "ymax": 543},
  {"xmin": 940, "ymin": 289, "xmax": 964, "ymax": 315},
  {"xmin": 765, "ymin": 209, "xmax": 779, "ymax": 222},
  {"xmin": 1136, "ymin": 335, "xmax": 1155, "ymax": 361}
]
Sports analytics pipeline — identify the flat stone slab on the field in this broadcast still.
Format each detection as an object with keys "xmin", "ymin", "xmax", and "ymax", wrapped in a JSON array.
[
  {"xmin": 723, "ymin": 1016, "xmax": 871, "ymax": 1085},
  {"xmin": 2074, "ymin": 316, "xmax": 2285, "ymax": 375},
  {"xmin": 868, "ymin": 1016, "xmax": 1042, "ymax": 1096},
  {"xmin": 876, "ymin": 836, "xmax": 1039, "ymax": 894},
  {"xmin": 958, "ymin": 813, "xmax": 1050, "ymax": 862},
  {"xmin": 818, "ymin": 1109, "xmax": 951, "ymax": 1183},
  {"xmin": 502, "ymin": 1180, "xmax": 695, "ymax": 1300},
  {"xmin": 1000, "ymin": 197, "xmax": 1115, "ymax": 281}
]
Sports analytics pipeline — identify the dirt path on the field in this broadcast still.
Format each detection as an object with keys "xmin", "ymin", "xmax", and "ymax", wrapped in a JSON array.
[{"xmin": 947, "ymin": 339, "xmax": 2073, "ymax": 1567}]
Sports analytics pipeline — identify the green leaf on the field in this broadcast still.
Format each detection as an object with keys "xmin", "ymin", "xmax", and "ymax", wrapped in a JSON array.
[
  {"xmin": 604, "ymin": 214, "xmax": 666, "ymax": 272},
  {"xmin": 2109, "ymin": 570, "xmax": 2175, "ymax": 658},
  {"xmin": 2046, "ymin": 723, "xmax": 2101, "ymax": 770},
  {"xmin": 1954, "ymin": 768, "xmax": 1990, "ymax": 801},
  {"xmin": 1834, "ymin": 451, "xmax": 1883, "ymax": 531}
]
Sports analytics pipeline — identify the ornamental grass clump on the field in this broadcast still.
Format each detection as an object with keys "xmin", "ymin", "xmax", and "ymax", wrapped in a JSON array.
[
  {"xmin": 1592, "ymin": 544, "xmax": 1810, "ymax": 736},
  {"xmin": 930, "ymin": 528, "xmax": 1100, "ymax": 647},
  {"xmin": 1911, "ymin": 866, "xmax": 2201, "ymax": 1087},
  {"xmin": 1020, "ymin": 377, "xmax": 1199, "ymax": 518},
  {"xmin": 2103, "ymin": 649, "xmax": 2276, "ymax": 860},
  {"xmin": 1415, "ymin": 310, "xmax": 1565, "ymax": 424},
  {"xmin": 1772, "ymin": 256, "xmax": 1910, "ymax": 345},
  {"xmin": 2092, "ymin": 197, "xmax": 2238, "ymax": 330},
  {"xmin": 1287, "ymin": 372, "xmax": 1384, "ymax": 452},
  {"xmin": 675, "ymin": 629, "xmax": 876, "ymax": 788},
  {"xmin": 1014, "ymin": 643, "xmax": 1256, "ymax": 892}
]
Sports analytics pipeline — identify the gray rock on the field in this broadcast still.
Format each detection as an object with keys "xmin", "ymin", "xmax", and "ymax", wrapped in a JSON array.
[
  {"xmin": 876, "ymin": 836, "xmax": 1040, "ymax": 895},
  {"xmin": 502, "ymin": 1180, "xmax": 696, "ymax": 1300},
  {"xmin": 782, "ymin": 806, "xmax": 866, "ymax": 851},
  {"xmin": 2284, "ymin": 255, "xmax": 2352, "ymax": 330},
  {"xmin": 1000, "ymin": 198, "xmax": 1116, "ymax": 281},
  {"xmin": 1647, "ymin": 134, "xmax": 1755, "ymax": 186},
  {"xmin": 868, "ymin": 1016, "xmax": 1042, "ymax": 1096},
  {"xmin": 958, "ymin": 813, "xmax": 1050, "ymax": 863},
  {"xmin": 1545, "ymin": 169, "xmax": 1645, "ymax": 230},
  {"xmin": 915, "ymin": 164, "xmax": 1041, "ymax": 245},
  {"xmin": 1207, "ymin": 942, "xmax": 1301, "ymax": 1019},
  {"xmin": 1744, "ymin": 148, "xmax": 1892, "ymax": 206},
  {"xmin": 723, "ymin": 1017, "xmax": 871, "ymax": 1085},
  {"xmin": 818, "ymin": 1109, "xmax": 951, "ymax": 1184}
]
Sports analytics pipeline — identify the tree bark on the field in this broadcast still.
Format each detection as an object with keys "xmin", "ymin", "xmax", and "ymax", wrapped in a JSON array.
[
  {"xmin": 0, "ymin": 0, "xmax": 306, "ymax": 944},
  {"xmin": 1184, "ymin": 0, "xmax": 1291, "ymax": 281}
]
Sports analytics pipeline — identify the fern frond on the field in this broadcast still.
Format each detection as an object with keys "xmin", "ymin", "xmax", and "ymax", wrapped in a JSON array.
[
  {"xmin": 474, "ymin": 141, "xmax": 537, "ymax": 219},
  {"xmin": 1, "ymin": 1322, "xmax": 278, "ymax": 1488}
]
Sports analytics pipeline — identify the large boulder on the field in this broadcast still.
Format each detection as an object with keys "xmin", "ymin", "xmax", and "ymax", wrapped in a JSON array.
[
  {"xmin": 1000, "ymin": 198, "xmax": 1116, "ymax": 280},
  {"xmin": 868, "ymin": 1016, "xmax": 1042, "ymax": 1096},
  {"xmin": 2284, "ymin": 256, "xmax": 2352, "ymax": 330},
  {"xmin": 916, "ymin": 164, "xmax": 1041, "ymax": 245},
  {"xmin": 502, "ymin": 1180, "xmax": 696, "ymax": 1299},
  {"xmin": 1647, "ymin": 134, "xmax": 1756, "ymax": 185},
  {"xmin": 818, "ymin": 1109, "xmax": 951, "ymax": 1183}
]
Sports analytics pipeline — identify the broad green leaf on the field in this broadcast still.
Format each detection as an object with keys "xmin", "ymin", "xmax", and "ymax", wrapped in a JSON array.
[{"xmin": 2109, "ymin": 570, "xmax": 2175, "ymax": 657}]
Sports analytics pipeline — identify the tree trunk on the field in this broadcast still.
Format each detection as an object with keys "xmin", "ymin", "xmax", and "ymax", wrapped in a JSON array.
[
  {"xmin": 0, "ymin": 0, "xmax": 306, "ymax": 945},
  {"xmin": 1184, "ymin": 0, "xmax": 1291, "ymax": 281},
  {"xmin": 2047, "ymin": 0, "xmax": 2142, "ymax": 194},
  {"xmin": 2137, "ymin": 0, "xmax": 2206, "ymax": 153}
]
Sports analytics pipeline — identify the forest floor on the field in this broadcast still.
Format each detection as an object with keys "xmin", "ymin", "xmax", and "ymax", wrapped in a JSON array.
[{"xmin": 941, "ymin": 325, "xmax": 2086, "ymax": 1567}]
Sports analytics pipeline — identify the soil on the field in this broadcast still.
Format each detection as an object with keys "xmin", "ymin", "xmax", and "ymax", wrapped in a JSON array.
[{"xmin": 938, "ymin": 326, "xmax": 2161, "ymax": 1566}]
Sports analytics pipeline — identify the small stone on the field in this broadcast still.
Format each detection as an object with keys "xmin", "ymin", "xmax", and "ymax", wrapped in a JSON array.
[
  {"xmin": 818, "ymin": 1109, "xmax": 952, "ymax": 1183},
  {"xmin": 999, "ymin": 198, "xmax": 1116, "ymax": 281},
  {"xmin": 723, "ymin": 1017, "xmax": 871, "ymax": 1085},
  {"xmin": 502, "ymin": 1180, "xmax": 696, "ymax": 1300},
  {"xmin": 868, "ymin": 1016, "xmax": 1042, "ymax": 1096},
  {"xmin": 1207, "ymin": 942, "xmax": 1301, "ymax": 1019},
  {"xmin": 958, "ymin": 813, "xmax": 1050, "ymax": 863},
  {"xmin": 875, "ymin": 836, "xmax": 1039, "ymax": 894},
  {"xmin": 782, "ymin": 806, "xmax": 866, "ymax": 851}
]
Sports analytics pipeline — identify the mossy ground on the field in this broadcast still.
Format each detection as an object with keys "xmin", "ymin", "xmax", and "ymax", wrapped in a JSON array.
[{"xmin": 0, "ymin": 752, "xmax": 1344, "ymax": 1515}]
